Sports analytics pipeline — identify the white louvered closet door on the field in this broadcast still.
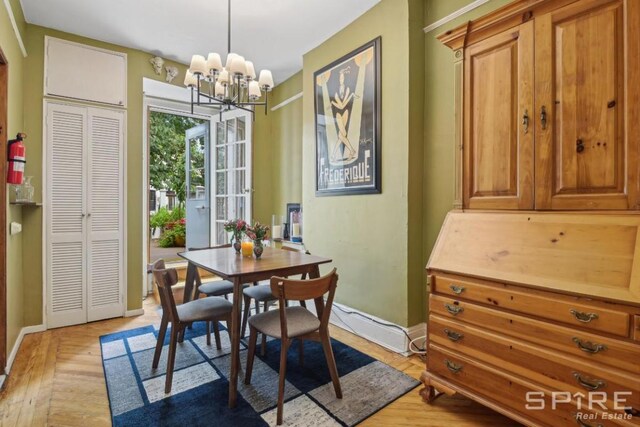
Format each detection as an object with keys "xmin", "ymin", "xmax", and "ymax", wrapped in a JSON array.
[
  {"xmin": 46, "ymin": 103, "xmax": 88, "ymax": 328},
  {"xmin": 46, "ymin": 102, "xmax": 125, "ymax": 328},
  {"xmin": 86, "ymin": 108, "xmax": 124, "ymax": 322}
]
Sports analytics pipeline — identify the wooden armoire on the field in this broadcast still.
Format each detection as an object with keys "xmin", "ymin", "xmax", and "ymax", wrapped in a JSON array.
[{"xmin": 423, "ymin": 1, "xmax": 640, "ymax": 426}]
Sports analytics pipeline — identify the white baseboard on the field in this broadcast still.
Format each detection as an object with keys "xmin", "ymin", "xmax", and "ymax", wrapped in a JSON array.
[
  {"xmin": 125, "ymin": 308, "xmax": 145, "ymax": 317},
  {"xmin": 306, "ymin": 301, "xmax": 426, "ymax": 354},
  {"xmin": 5, "ymin": 324, "xmax": 46, "ymax": 375}
]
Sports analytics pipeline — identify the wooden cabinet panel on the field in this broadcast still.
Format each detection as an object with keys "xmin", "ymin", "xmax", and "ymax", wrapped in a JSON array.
[
  {"xmin": 429, "ymin": 296, "xmax": 640, "ymax": 374},
  {"xmin": 463, "ymin": 22, "xmax": 534, "ymax": 209},
  {"xmin": 535, "ymin": 0, "xmax": 637, "ymax": 209}
]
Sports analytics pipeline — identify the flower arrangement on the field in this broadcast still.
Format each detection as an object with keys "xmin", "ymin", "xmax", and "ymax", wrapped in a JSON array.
[
  {"xmin": 224, "ymin": 219, "xmax": 247, "ymax": 252},
  {"xmin": 246, "ymin": 222, "xmax": 270, "ymax": 258},
  {"xmin": 245, "ymin": 222, "xmax": 270, "ymax": 243}
]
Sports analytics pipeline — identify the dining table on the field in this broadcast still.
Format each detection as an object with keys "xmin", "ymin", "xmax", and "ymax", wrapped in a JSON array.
[{"xmin": 178, "ymin": 245, "xmax": 332, "ymax": 408}]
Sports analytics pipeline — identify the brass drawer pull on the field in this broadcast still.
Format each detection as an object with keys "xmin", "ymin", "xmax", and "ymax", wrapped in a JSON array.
[
  {"xmin": 445, "ymin": 303, "xmax": 464, "ymax": 316},
  {"xmin": 570, "ymin": 309, "xmax": 599, "ymax": 323},
  {"xmin": 449, "ymin": 285, "xmax": 466, "ymax": 295},
  {"xmin": 572, "ymin": 337, "xmax": 607, "ymax": 354},
  {"xmin": 444, "ymin": 328, "xmax": 464, "ymax": 342},
  {"xmin": 445, "ymin": 359, "xmax": 463, "ymax": 374},
  {"xmin": 574, "ymin": 414, "xmax": 603, "ymax": 427},
  {"xmin": 573, "ymin": 372, "xmax": 606, "ymax": 391}
]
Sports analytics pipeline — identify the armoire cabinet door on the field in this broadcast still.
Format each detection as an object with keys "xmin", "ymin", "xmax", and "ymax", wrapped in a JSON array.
[
  {"xmin": 463, "ymin": 21, "xmax": 535, "ymax": 210},
  {"xmin": 535, "ymin": 0, "xmax": 639, "ymax": 210}
]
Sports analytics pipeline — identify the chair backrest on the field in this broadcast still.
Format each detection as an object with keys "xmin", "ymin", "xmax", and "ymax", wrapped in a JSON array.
[
  {"xmin": 270, "ymin": 268, "xmax": 338, "ymax": 338},
  {"xmin": 152, "ymin": 259, "xmax": 180, "ymax": 322}
]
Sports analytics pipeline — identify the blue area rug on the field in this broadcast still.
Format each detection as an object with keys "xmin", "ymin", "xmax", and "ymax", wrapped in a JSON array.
[{"xmin": 100, "ymin": 322, "xmax": 419, "ymax": 426}]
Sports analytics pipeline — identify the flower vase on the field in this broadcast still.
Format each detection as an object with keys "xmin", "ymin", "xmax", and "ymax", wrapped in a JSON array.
[
  {"xmin": 253, "ymin": 240, "xmax": 264, "ymax": 259},
  {"xmin": 233, "ymin": 234, "xmax": 242, "ymax": 253}
]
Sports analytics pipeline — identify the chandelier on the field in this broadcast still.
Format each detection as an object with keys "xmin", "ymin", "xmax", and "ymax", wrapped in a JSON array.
[{"xmin": 184, "ymin": 0, "xmax": 274, "ymax": 116}]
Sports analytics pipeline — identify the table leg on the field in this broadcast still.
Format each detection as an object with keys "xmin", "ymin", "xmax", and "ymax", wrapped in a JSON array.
[
  {"xmin": 309, "ymin": 264, "xmax": 321, "ymax": 279},
  {"xmin": 228, "ymin": 276, "xmax": 243, "ymax": 408},
  {"xmin": 183, "ymin": 263, "xmax": 198, "ymax": 304}
]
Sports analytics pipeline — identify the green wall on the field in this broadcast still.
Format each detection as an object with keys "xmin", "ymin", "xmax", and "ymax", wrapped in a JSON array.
[
  {"xmin": 1, "ymin": 0, "xmax": 25, "ymax": 361},
  {"xmin": 253, "ymin": 71, "xmax": 303, "ymax": 225},
  {"xmin": 21, "ymin": 25, "xmax": 191, "ymax": 325},
  {"xmin": 302, "ymin": 0, "xmax": 414, "ymax": 326}
]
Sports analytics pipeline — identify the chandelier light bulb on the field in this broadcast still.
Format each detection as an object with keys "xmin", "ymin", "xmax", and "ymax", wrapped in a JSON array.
[
  {"xmin": 190, "ymin": 54, "xmax": 207, "ymax": 76},
  {"xmin": 245, "ymin": 61, "xmax": 256, "ymax": 80},
  {"xmin": 230, "ymin": 55, "xmax": 246, "ymax": 77},
  {"xmin": 248, "ymin": 80, "xmax": 261, "ymax": 101},
  {"xmin": 258, "ymin": 70, "xmax": 274, "ymax": 91},
  {"xmin": 218, "ymin": 69, "xmax": 230, "ymax": 86},
  {"xmin": 206, "ymin": 53, "xmax": 223, "ymax": 73},
  {"xmin": 184, "ymin": 70, "xmax": 197, "ymax": 87},
  {"xmin": 225, "ymin": 53, "xmax": 238, "ymax": 69}
]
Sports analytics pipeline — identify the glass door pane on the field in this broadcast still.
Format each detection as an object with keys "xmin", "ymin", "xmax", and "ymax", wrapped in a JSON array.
[{"xmin": 210, "ymin": 111, "xmax": 252, "ymax": 245}]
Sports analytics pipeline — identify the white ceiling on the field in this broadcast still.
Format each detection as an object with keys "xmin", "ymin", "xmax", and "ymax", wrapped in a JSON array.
[{"xmin": 21, "ymin": 0, "xmax": 380, "ymax": 84}]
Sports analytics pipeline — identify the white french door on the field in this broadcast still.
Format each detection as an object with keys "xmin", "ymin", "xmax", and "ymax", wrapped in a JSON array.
[
  {"xmin": 211, "ymin": 110, "xmax": 253, "ymax": 245},
  {"xmin": 46, "ymin": 101, "xmax": 125, "ymax": 328}
]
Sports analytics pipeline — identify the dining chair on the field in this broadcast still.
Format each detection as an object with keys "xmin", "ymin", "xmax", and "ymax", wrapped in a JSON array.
[
  {"xmin": 244, "ymin": 268, "xmax": 342, "ymax": 425},
  {"xmin": 151, "ymin": 259, "xmax": 233, "ymax": 393},
  {"xmin": 188, "ymin": 244, "xmax": 250, "ymax": 301},
  {"xmin": 240, "ymin": 245, "xmax": 309, "ymax": 355}
]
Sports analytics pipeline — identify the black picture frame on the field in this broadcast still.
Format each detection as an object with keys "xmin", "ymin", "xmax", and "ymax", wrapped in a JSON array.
[{"xmin": 314, "ymin": 37, "xmax": 382, "ymax": 196}]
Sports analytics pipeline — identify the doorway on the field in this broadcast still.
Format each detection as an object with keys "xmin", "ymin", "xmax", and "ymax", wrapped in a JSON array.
[
  {"xmin": 0, "ymin": 47, "xmax": 8, "ymax": 374},
  {"xmin": 148, "ymin": 111, "xmax": 206, "ymax": 263}
]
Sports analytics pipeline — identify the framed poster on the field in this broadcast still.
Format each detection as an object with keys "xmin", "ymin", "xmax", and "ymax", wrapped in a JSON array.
[{"xmin": 314, "ymin": 37, "xmax": 381, "ymax": 196}]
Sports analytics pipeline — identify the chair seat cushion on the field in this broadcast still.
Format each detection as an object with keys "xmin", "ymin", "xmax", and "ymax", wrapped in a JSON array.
[
  {"xmin": 243, "ymin": 284, "xmax": 276, "ymax": 302},
  {"xmin": 198, "ymin": 280, "xmax": 247, "ymax": 296},
  {"xmin": 249, "ymin": 306, "xmax": 320, "ymax": 338},
  {"xmin": 177, "ymin": 297, "xmax": 232, "ymax": 322}
]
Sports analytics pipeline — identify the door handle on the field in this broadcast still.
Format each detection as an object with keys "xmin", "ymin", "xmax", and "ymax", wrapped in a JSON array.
[
  {"xmin": 540, "ymin": 106, "xmax": 547, "ymax": 130},
  {"xmin": 196, "ymin": 206, "xmax": 209, "ymax": 210},
  {"xmin": 522, "ymin": 109, "xmax": 529, "ymax": 134}
]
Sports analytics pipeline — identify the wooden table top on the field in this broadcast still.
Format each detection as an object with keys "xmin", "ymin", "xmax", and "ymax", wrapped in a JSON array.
[{"xmin": 178, "ymin": 246, "xmax": 332, "ymax": 278}]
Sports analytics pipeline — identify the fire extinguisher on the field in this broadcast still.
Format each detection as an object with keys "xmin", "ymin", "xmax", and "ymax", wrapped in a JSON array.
[{"xmin": 7, "ymin": 133, "xmax": 26, "ymax": 184}]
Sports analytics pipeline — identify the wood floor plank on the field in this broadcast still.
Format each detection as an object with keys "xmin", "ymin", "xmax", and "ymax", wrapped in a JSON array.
[{"xmin": 0, "ymin": 296, "xmax": 518, "ymax": 426}]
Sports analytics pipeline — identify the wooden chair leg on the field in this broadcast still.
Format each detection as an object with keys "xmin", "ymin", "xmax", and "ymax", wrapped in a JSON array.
[
  {"xmin": 261, "ymin": 301, "xmax": 268, "ymax": 356},
  {"xmin": 152, "ymin": 315, "xmax": 169, "ymax": 369},
  {"xmin": 165, "ymin": 325, "xmax": 180, "ymax": 394},
  {"xmin": 206, "ymin": 320, "xmax": 211, "ymax": 346},
  {"xmin": 244, "ymin": 326, "xmax": 259, "ymax": 385},
  {"xmin": 241, "ymin": 294, "xmax": 251, "ymax": 338},
  {"xmin": 213, "ymin": 321, "xmax": 222, "ymax": 350},
  {"xmin": 320, "ymin": 333, "xmax": 342, "ymax": 398},
  {"xmin": 299, "ymin": 300, "xmax": 307, "ymax": 308},
  {"xmin": 276, "ymin": 339, "xmax": 290, "ymax": 425}
]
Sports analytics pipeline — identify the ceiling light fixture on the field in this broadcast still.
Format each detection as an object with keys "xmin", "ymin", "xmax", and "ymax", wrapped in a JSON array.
[{"xmin": 185, "ymin": 0, "xmax": 274, "ymax": 116}]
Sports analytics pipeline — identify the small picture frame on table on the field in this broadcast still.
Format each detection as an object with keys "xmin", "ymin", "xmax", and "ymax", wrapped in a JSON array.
[{"xmin": 286, "ymin": 203, "xmax": 302, "ymax": 242}]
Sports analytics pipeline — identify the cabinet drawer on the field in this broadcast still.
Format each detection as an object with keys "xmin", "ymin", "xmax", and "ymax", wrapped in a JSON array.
[
  {"xmin": 430, "ymin": 294, "xmax": 640, "ymax": 374},
  {"xmin": 429, "ymin": 314, "xmax": 640, "ymax": 413},
  {"xmin": 428, "ymin": 344, "xmax": 629, "ymax": 427},
  {"xmin": 634, "ymin": 316, "xmax": 640, "ymax": 342},
  {"xmin": 433, "ymin": 274, "xmax": 631, "ymax": 337}
]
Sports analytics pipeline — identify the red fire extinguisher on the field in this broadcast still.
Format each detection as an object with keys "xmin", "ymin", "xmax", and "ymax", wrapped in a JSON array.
[{"xmin": 7, "ymin": 133, "xmax": 26, "ymax": 184}]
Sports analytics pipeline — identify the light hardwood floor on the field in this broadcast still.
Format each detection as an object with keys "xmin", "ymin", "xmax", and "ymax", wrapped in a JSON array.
[{"xmin": 0, "ymin": 297, "xmax": 518, "ymax": 426}]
